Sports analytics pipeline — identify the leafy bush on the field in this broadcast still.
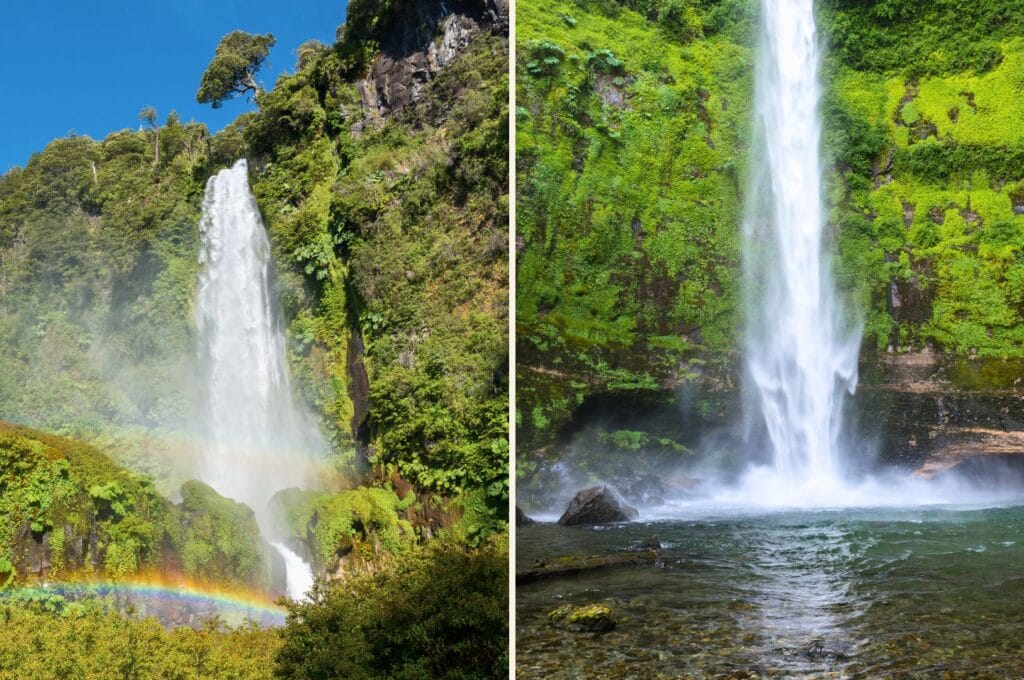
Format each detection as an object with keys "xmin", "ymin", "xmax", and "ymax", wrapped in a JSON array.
[{"xmin": 275, "ymin": 537, "xmax": 508, "ymax": 679}]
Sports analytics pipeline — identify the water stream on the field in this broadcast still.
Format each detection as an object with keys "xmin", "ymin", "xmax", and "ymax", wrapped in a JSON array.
[
  {"xmin": 517, "ymin": 506, "xmax": 1024, "ymax": 677},
  {"xmin": 195, "ymin": 159, "xmax": 318, "ymax": 600}
]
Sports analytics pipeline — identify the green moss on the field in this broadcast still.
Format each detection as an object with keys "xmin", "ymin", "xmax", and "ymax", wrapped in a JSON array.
[
  {"xmin": 824, "ymin": 36, "xmax": 1024, "ymax": 358},
  {"xmin": 547, "ymin": 602, "xmax": 617, "ymax": 632},
  {"xmin": 819, "ymin": 0, "xmax": 1024, "ymax": 77},
  {"xmin": 517, "ymin": 0, "xmax": 748, "ymax": 449},
  {"xmin": 0, "ymin": 421, "xmax": 171, "ymax": 584},
  {"xmin": 310, "ymin": 487, "xmax": 414, "ymax": 566},
  {"xmin": 171, "ymin": 480, "xmax": 267, "ymax": 587}
]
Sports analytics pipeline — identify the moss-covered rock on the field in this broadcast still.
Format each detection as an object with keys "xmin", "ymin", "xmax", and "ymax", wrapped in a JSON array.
[
  {"xmin": 0, "ymin": 421, "xmax": 169, "ymax": 584},
  {"xmin": 169, "ymin": 480, "xmax": 270, "ymax": 589},
  {"xmin": 270, "ymin": 486, "xmax": 415, "ymax": 574},
  {"xmin": 548, "ymin": 603, "xmax": 617, "ymax": 632}
]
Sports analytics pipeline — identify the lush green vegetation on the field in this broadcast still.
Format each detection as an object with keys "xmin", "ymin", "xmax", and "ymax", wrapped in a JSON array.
[
  {"xmin": 173, "ymin": 480, "xmax": 269, "ymax": 588},
  {"xmin": 270, "ymin": 486, "xmax": 416, "ymax": 570},
  {"xmin": 276, "ymin": 537, "xmax": 508, "ymax": 679},
  {"xmin": 517, "ymin": 0, "xmax": 1024, "ymax": 457},
  {"xmin": 820, "ymin": 0, "xmax": 1024, "ymax": 77},
  {"xmin": 820, "ymin": 10, "xmax": 1024, "ymax": 358},
  {"xmin": 244, "ymin": 20, "xmax": 509, "ymax": 512},
  {"xmin": 0, "ymin": 421, "xmax": 168, "ymax": 584},
  {"xmin": 0, "ymin": 0, "xmax": 508, "ymax": 674},
  {"xmin": 516, "ymin": 0, "xmax": 752, "ymax": 449},
  {"xmin": 0, "ymin": 421, "xmax": 276, "ymax": 588},
  {"xmin": 0, "ymin": 604, "xmax": 280, "ymax": 680},
  {"xmin": 0, "ymin": 536, "xmax": 506, "ymax": 679}
]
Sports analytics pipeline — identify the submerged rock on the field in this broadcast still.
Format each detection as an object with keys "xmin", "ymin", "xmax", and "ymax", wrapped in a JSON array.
[
  {"xmin": 629, "ymin": 535, "xmax": 662, "ymax": 551},
  {"xmin": 799, "ymin": 638, "xmax": 854, "ymax": 661},
  {"xmin": 557, "ymin": 486, "xmax": 638, "ymax": 526},
  {"xmin": 516, "ymin": 506, "xmax": 537, "ymax": 526},
  {"xmin": 547, "ymin": 603, "xmax": 616, "ymax": 633}
]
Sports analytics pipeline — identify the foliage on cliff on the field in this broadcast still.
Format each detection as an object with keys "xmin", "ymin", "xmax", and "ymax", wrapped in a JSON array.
[
  {"xmin": 171, "ymin": 480, "xmax": 269, "ymax": 588},
  {"xmin": 0, "ymin": 123, "xmax": 206, "ymax": 451},
  {"xmin": 270, "ymin": 486, "xmax": 416, "ymax": 571},
  {"xmin": 516, "ymin": 0, "xmax": 752, "ymax": 448},
  {"xmin": 0, "ymin": 421, "xmax": 280, "ymax": 588},
  {"xmin": 0, "ymin": 421, "xmax": 169, "ymax": 584},
  {"xmin": 238, "ymin": 0, "xmax": 509, "ymax": 531},
  {"xmin": 819, "ymin": 3, "xmax": 1024, "ymax": 359},
  {"xmin": 517, "ymin": 0, "xmax": 1024, "ymax": 453}
]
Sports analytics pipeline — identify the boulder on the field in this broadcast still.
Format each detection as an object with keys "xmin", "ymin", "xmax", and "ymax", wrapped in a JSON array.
[{"xmin": 557, "ymin": 486, "xmax": 638, "ymax": 526}]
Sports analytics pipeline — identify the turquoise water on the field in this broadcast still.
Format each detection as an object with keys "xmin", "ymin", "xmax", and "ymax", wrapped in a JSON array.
[{"xmin": 516, "ymin": 505, "xmax": 1024, "ymax": 678}]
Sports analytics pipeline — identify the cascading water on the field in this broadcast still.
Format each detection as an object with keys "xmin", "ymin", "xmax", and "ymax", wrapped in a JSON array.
[
  {"xmin": 195, "ymin": 159, "xmax": 319, "ymax": 599},
  {"xmin": 270, "ymin": 542, "xmax": 315, "ymax": 601},
  {"xmin": 742, "ymin": 0, "xmax": 861, "ymax": 488}
]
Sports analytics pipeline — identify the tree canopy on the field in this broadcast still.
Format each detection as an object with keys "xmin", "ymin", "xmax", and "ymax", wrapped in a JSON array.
[{"xmin": 196, "ymin": 31, "xmax": 276, "ymax": 108}]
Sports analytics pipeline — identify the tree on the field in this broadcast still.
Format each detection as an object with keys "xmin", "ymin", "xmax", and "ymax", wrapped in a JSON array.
[
  {"xmin": 138, "ymin": 106, "xmax": 159, "ymax": 164},
  {"xmin": 196, "ymin": 31, "xmax": 276, "ymax": 108},
  {"xmin": 275, "ymin": 538, "xmax": 508, "ymax": 679}
]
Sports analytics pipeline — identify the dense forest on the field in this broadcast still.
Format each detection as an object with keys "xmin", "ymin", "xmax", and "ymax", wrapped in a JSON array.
[
  {"xmin": 516, "ymin": 0, "xmax": 1024, "ymax": 483},
  {"xmin": 0, "ymin": 0, "xmax": 508, "ymax": 676}
]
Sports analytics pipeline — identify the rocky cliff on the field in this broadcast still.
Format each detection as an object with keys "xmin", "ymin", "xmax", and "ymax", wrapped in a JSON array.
[
  {"xmin": 516, "ymin": 0, "xmax": 1024, "ymax": 489},
  {"xmin": 356, "ymin": 0, "xmax": 508, "ymax": 126}
]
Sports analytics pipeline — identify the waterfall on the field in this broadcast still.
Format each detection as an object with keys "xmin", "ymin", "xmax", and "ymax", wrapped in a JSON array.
[
  {"xmin": 742, "ymin": 0, "xmax": 861, "ymax": 485},
  {"xmin": 270, "ymin": 542, "xmax": 315, "ymax": 601},
  {"xmin": 195, "ymin": 159, "xmax": 319, "ymax": 599}
]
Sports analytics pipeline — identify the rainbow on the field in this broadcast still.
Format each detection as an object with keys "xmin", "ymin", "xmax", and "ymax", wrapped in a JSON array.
[{"xmin": 4, "ymin": 575, "xmax": 288, "ymax": 623}]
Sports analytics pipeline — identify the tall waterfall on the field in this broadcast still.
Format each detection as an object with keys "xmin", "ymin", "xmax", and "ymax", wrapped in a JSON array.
[
  {"xmin": 742, "ymin": 0, "xmax": 860, "ymax": 485},
  {"xmin": 195, "ymin": 159, "xmax": 318, "ymax": 599}
]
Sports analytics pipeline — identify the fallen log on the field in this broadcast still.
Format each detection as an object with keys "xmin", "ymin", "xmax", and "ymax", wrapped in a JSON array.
[{"xmin": 516, "ymin": 549, "xmax": 659, "ymax": 584}]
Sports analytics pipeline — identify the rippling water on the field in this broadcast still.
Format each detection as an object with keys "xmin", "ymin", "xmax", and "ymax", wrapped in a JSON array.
[{"xmin": 516, "ymin": 504, "xmax": 1024, "ymax": 678}]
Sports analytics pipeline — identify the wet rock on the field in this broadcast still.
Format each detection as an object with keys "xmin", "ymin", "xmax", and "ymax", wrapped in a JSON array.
[
  {"xmin": 558, "ymin": 486, "xmax": 638, "ymax": 526},
  {"xmin": 516, "ymin": 506, "xmax": 536, "ymax": 526},
  {"xmin": 547, "ymin": 603, "xmax": 616, "ymax": 633},
  {"xmin": 630, "ymin": 535, "xmax": 662, "ymax": 551},
  {"xmin": 799, "ymin": 638, "xmax": 854, "ymax": 661}
]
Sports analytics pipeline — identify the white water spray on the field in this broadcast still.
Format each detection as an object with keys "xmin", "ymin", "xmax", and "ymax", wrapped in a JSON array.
[
  {"xmin": 742, "ymin": 0, "xmax": 861, "ymax": 487},
  {"xmin": 195, "ymin": 159, "xmax": 318, "ymax": 599},
  {"xmin": 270, "ymin": 542, "xmax": 315, "ymax": 601}
]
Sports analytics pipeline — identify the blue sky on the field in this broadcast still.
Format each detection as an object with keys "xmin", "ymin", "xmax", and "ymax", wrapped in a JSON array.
[{"xmin": 0, "ymin": 1, "xmax": 347, "ymax": 171}]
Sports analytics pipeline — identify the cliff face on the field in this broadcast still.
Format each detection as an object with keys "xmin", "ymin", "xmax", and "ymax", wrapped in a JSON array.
[
  {"xmin": 516, "ymin": 0, "xmax": 752, "ymax": 451},
  {"xmin": 246, "ymin": 0, "xmax": 509, "ymax": 521},
  {"xmin": 516, "ymin": 0, "xmax": 1024, "ymax": 479},
  {"xmin": 356, "ymin": 0, "xmax": 509, "ymax": 125},
  {"xmin": 858, "ymin": 353, "xmax": 1024, "ymax": 474}
]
